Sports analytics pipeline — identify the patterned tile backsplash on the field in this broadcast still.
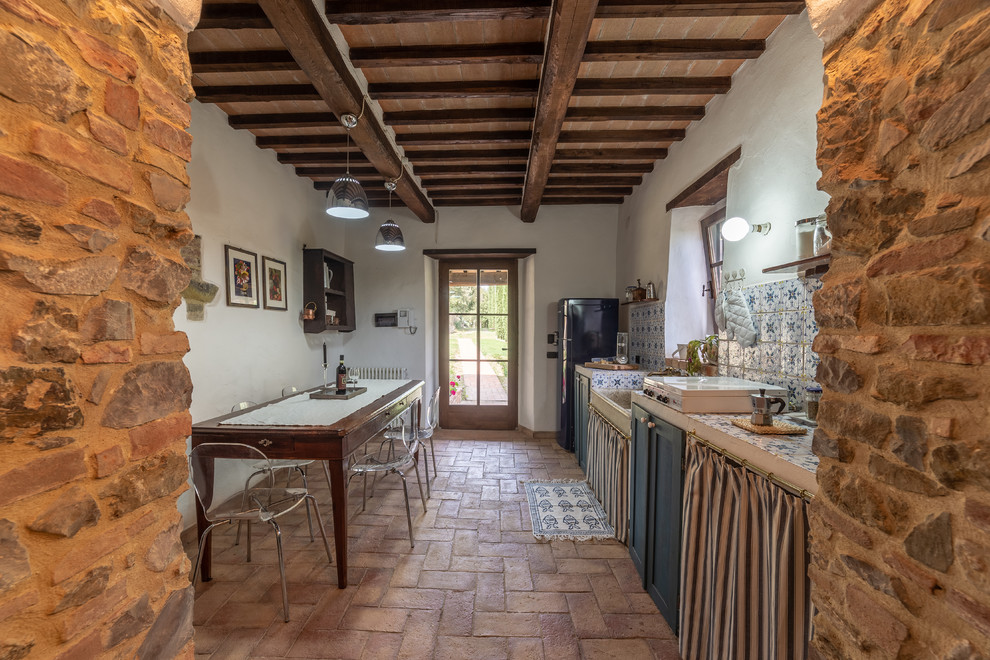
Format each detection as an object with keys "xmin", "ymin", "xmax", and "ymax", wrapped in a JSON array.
[
  {"xmin": 628, "ymin": 300, "xmax": 666, "ymax": 372},
  {"xmin": 718, "ymin": 276, "xmax": 822, "ymax": 411}
]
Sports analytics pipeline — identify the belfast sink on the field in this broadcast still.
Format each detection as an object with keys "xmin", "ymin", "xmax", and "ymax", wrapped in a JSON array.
[{"xmin": 590, "ymin": 388, "xmax": 634, "ymax": 435}]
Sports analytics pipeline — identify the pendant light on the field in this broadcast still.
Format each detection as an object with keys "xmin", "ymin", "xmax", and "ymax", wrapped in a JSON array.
[
  {"xmin": 375, "ymin": 177, "xmax": 406, "ymax": 251},
  {"xmin": 326, "ymin": 103, "xmax": 369, "ymax": 219}
]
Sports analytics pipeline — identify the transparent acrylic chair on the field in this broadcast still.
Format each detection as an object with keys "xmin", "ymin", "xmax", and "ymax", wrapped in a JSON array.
[
  {"xmin": 383, "ymin": 386, "xmax": 440, "ymax": 497},
  {"xmin": 189, "ymin": 442, "xmax": 333, "ymax": 622},
  {"xmin": 229, "ymin": 400, "xmax": 332, "ymax": 544},
  {"xmin": 348, "ymin": 419, "xmax": 427, "ymax": 547}
]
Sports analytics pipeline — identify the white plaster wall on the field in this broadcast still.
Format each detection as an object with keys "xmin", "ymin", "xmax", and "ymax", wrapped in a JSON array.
[
  {"xmin": 665, "ymin": 206, "xmax": 714, "ymax": 351},
  {"xmin": 617, "ymin": 12, "xmax": 829, "ymax": 315},
  {"xmin": 176, "ymin": 101, "xmax": 345, "ymax": 523},
  {"xmin": 335, "ymin": 204, "xmax": 618, "ymax": 432}
]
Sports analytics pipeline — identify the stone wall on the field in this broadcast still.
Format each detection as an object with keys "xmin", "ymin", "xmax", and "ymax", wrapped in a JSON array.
[
  {"xmin": 808, "ymin": 0, "xmax": 990, "ymax": 656},
  {"xmin": 0, "ymin": 1, "xmax": 196, "ymax": 657}
]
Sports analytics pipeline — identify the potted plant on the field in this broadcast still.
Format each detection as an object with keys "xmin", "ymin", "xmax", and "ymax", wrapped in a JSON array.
[{"xmin": 686, "ymin": 335, "xmax": 719, "ymax": 376}]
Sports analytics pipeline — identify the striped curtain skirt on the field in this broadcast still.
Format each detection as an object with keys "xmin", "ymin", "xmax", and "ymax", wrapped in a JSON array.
[{"xmin": 586, "ymin": 408, "xmax": 630, "ymax": 544}]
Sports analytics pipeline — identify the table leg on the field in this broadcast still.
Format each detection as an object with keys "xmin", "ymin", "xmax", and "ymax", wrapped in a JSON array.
[
  {"xmin": 194, "ymin": 452, "xmax": 214, "ymax": 581},
  {"xmin": 328, "ymin": 457, "xmax": 349, "ymax": 588}
]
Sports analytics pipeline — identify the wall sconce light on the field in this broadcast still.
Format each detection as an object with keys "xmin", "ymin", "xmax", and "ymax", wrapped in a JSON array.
[
  {"xmin": 721, "ymin": 216, "xmax": 771, "ymax": 242},
  {"xmin": 326, "ymin": 104, "xmax": 370, "ymax": 220}
]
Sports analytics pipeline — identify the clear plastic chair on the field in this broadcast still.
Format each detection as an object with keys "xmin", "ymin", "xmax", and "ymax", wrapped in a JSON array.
[
  {"xmin": 189, "ymin": 442, "xmax": 333, "ymax": 622},
  {"xmin": 281, "ymin": 386, "xmax": 299, "ymax": 396},
  {"xmin": 384, "ymin": 386, "xmax": 440, "ymax": 497},
  {"xmin": 229, "ymin": 400, "xmax": 332, "ymax": 545},
  {"xmin": 348, "ymin": 419, "xmax": 427, "ymax": 547}
]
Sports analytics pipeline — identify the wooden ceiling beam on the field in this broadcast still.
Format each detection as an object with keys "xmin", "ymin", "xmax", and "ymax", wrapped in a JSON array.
[
  {"xmin": 324, "ymin": 0, "xmax": 803, "ymax": 24},
  {"xmin": 572, "ymin": 76, "xmax": 731, "ymax": 95},
  {"xmin": 385, "ymin": 108, "xmax": 535, "ymax": 126},
  {"xmin": 396, "ymin": 131, "xmax": 532, "ymax": 145},
  {"xmin": 543, "ymin": 196, "xmax": 623, "ymax": 203},
  {"xmin": 255, "ymin": 0, "xmax": 435, "ymax": 222},
  {"xmin": 428, "ymin": 185, "xmax": 633, "ymax": 196},
  {"xmin": 369, "ymin": 76, "xmax": 728, "ymax": 99},
  {"xmin": 556, "ymin": 147, "xmax": 666, "ymax": 160},
  {"xmin": 198, "ymin": 3, "xmax": 272, "ymax": 29},
  {"xmin": 349, "ymin": 38, "xmax": 763, "ymax": 68},
  {"xmin": 557, "ymin": 129, "xmax": 684, "ymax": 142},
  {"xmin": 551, "ymin": 162, "xmax": 653, "ymax": 173},
  {"xmin": 193, "ymin": 84, "xmax": 322, "ymax": 103},
  {"xmin": 405, "ymin": 148, "xmax": 530, "ymax": 161},
  {"xmin": 369, "ymin": 80, "xmax": 539, "ymax": 100},
  {"xmin": 258, "ymin": 135, "xmax": 349, "ymax": 149},
  {"xmin": 422, "ymin": 177, "xmax": 525, "ymax": 189},
  {"xmin": 277, "ymin": 152, "xmax": 370, "ymax": 165},
  {"xmin": 565, "ymin": 105, "xmax": 704, "ymax": 121},
  {"xmin": 190, "ymin": 49, "xmax": 299, "ymax": 73},
  {"xmin": 229, "ymin": 112, "xmax": 338, "ymax": 129},
  {"xmin": 296, "ymin": 166, "xmax": 384, "ymax": 178},
  {"xmin": 521, "ymin": 0, "xmax": 600, "ymax": 222}
]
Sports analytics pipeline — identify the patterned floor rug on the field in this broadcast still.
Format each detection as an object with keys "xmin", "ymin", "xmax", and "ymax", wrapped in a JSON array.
[{"xmin": 523, "ymin": 480, "xmax": 616, "ymax": 541}]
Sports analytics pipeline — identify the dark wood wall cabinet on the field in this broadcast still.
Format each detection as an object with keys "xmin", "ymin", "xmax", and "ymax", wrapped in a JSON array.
[
  {"xmin": 303, "ymin": 248, "xmax": 355, "ymax": 333},
  {"xmin": 630, "ymin": 404, "xmax": 685, "ymax": 634}
]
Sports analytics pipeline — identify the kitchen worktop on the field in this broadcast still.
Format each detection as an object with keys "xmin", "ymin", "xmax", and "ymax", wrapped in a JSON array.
[
  {"xmin": 575, "ymin": 364, "xmax": 650, "ymax": 389},
  {"xmin": 632, "ymin": 392, "xmax": 818, "ymax": 495}
]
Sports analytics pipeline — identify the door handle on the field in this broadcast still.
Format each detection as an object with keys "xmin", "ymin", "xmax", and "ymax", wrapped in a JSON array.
[
  {"xmin": 640, "ymin": 417, "xmax": 648, "ymax": 423},
  {"xmin": 647, "ymin": 422, "xmax": 655, "ymax": 429}
]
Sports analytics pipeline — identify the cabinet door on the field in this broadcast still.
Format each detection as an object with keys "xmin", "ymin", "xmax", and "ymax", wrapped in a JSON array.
[
  {"xmin": 628, "ymin": 405, "xmax": 650, "ymax": 583},
  {"xmin": 647, "ymin": 418, "xmax": 685, "ymax": 634},
  {"xmin": 575, "ymin": 374, "xmax": 590, "ymax": 471}
]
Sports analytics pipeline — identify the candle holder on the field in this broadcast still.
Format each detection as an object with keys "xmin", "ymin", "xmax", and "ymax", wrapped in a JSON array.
[{"xmin": 322, "ymin": 363, "xmax": 328, "ymax": 390}]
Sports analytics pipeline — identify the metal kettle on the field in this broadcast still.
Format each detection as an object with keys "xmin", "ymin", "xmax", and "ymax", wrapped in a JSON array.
[{"xmin": 751, "ymin": 388, "xmax": 786, "ymax": 426}]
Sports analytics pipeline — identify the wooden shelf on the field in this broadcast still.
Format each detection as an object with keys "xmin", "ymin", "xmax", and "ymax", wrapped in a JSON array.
[
  {"xmin": 303, "ymin": 248, "xmax": 355, "ymax": 333},
  {"xmin": 762, "ymin": 253, "xmax": 830, "ymax": 277},
  {"xmin": 621, "ymin": 297, "xmax": 660, "ymax": 306}
]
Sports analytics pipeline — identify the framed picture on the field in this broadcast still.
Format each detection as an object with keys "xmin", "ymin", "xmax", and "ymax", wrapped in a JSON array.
[
  {"xmin": 224, "ymin": 244, "xmax": 259, "ymax": 308},
  {"xmin": 262, "ymin": 256, "xmax": 288, "ymax": 311}
]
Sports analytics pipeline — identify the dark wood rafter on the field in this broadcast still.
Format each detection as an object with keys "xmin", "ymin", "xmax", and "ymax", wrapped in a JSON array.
[
  {"xmin": 556, "ymin": 129, "xmax": 685, "ymax": 142},
  {"xmin": 367, "ymin": 76, "xmax": 728, "ymax": 99},
  {"xmin": 190, "ymin": 49, "xmax": 300, "ymax": 73},
  {"xmin": 193, "ymin": 84, "xmax": 323, "ymax": 103},
  {"xmin": 565, "ymin": 105, "xmax": 704, "ymax": 121},
  {"xmin": 198, "ymin": 3, "xmax": 272, "ymax": 29},
  {"xmin": 521, "ymin": 0, "xmax": 600, "ymax": 223},
  {"xmin": 347, "ymin": 38, "xmax": 763, "ymax": 67},
  {"xmin": 396, "ymin": 131, "xmax": 533, "ymax": 145},
  {"xmin": 665, "ymin": 146, "xmax": 742, "ymax": 211},
  {"xmin": 229, "ymin": 112, "xmax": 339, "ymax": 129},
  {"xmin": 385, "ymin": 108, "xmax": 536, "ymax": 125},
  {"xmin": 324, "ymin": 0, "xmax": 804, "ymax": 24},
  {"xmin": 404, "ymin": 149, "xmax": 530, "ymax": 161},
  {"xmin": 255, "ymin": 0, "xmax": 435, "ymax": 222}
]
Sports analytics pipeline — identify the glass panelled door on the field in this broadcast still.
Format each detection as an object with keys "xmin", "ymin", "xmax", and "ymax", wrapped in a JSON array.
[{"xmin": 440, "ymin": 260, "xmax": 517, "ymax": 430}]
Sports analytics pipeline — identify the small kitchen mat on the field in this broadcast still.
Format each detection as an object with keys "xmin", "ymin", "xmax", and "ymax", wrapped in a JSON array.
[
  {"xmin": 731, "ymin": 418, "xmax": 807, "ymax": 435},
  {"xmin": 523, "ymin": 480, "xmax": 615, "ymax": 541}
]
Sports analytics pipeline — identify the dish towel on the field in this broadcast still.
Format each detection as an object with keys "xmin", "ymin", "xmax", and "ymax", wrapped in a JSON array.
[{"xmin": 715, "ymin": 289, "xmax": 758, "ymax": 348}]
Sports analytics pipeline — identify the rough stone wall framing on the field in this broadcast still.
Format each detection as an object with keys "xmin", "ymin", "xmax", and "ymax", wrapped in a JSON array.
[
  {"xmin": 808, "ymin": 0, "xmax": 990, "ymax": 656},
  {"xmin": 0, "ymin": 1, "xmax": 197, "ymax": 658}
]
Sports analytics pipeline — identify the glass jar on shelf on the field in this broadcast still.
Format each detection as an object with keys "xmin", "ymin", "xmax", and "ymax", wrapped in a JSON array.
[
  {"xmin": 795, "ymin": 217, "xmax": 816, "ymax": 259},
  {"xmin": 805, "ymin": 385, "xmax": 822, "ymax": 421},
  {"xmin": 813, "ymin": 214, "xmax": 831, "ymax": 256}
]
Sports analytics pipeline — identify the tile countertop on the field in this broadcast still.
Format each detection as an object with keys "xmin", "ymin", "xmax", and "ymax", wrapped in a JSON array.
[
  {"xmin": 574, "ymin": 364, "xmax": 651, "ymax": 390},
  {"xmin": 631, "ymin": 392, "xmax": 819, "ymax": 496}
]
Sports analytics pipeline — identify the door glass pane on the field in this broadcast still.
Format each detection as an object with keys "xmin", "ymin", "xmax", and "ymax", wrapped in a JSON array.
[
  {"xmin": 449, "ymin": 270, "xmax": 478, "ymax": 313},
  {"xmin": 449, "ymin": 315, "xmax": 478, "ymax": 360},
  {"xmin": 479, "ymin": 269, "xmax": 508, "ymax": 313},
  {"xmin": 448, "ymin": 361, "xmax": 475, "ymax": 406},
  {"xmin": 479, "ymin": 361, "xmax": 509, "ymax": 404},
  {"xmin": 479, "ymin": 315, "xmax": 508, "ymax": 361}
]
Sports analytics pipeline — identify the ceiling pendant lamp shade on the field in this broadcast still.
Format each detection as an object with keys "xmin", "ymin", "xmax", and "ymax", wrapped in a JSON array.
[
  {"xmin": 326, "ymin": 175, "xmax": 369, "ymax": 219},
  {"xmin": 326, "ymin": 109, "xmax": 370, "ymax": 219},
  {"xmin": 375, "ymin": 219, "xmax": 405, "ymax": 251},
  {"xmin": 375, "ymin": 177, "xmax": 405, "ymax": 251}
]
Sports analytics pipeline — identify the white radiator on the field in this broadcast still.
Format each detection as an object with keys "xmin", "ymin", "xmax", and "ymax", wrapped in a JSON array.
[{"xmin": 350, "ymin": 366, "xmax": 408, "ymax": 380}]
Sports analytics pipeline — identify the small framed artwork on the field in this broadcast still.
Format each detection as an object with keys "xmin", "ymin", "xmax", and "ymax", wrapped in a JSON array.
[
  {"xmin": 262, "ymin": 256, "xmax": 288, "ymax": 311},
  {"xmin": 224, "ymin": 244, "xmax": 259, "ymax": 308}
]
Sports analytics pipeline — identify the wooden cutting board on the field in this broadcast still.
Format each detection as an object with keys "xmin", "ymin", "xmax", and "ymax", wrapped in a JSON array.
[{"xmin": 583, "ymin": 362, "xmax": 639, "ymax": 370}]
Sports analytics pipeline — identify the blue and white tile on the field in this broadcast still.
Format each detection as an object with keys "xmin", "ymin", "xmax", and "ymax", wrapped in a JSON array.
[
  {"xmin": 741, "ymin": 343, "xmax": 760, "ymax": 371},
  {"xmin": 803, "ymin": 348, "xmax": 820, "ymax": 379},
  {"xmin": 759, "ymin": 314, "xmax": 780, "ymax": 343},
  {"xmin": 745, "ymin": 288, "xmax": 760, "ymax": 314},
  {"xmin": 760, "ymin": 343, "xmax": 781, "ymax": 375},
  {"xmin": 802, "ymin": 312, "xmax": 819, "ymax": 345},
  {"xmin": 801, "ymin": 277, "xmax": 823, "ymax": 310},
  {"xmin": 781, "ymin": 343, "xmax": 802, "ymax": 377},
  {"xmin": 727, "ymin": 340, "xmax": 741, "ymax": 367},
  {"xmin": 728, "ymin": 366, "xmax": 745, "ymax": 379},
  {"xmin": 781, "ymin": 311, "xmax": 802, "ymax": 344},
  {"xmin": 780, "ymin": 278, "xmax": 803, "ymax": 311},
  {"xmin": 762, "ymin": 284, "xmax": 781, "ymax": 314},
  {"xmin": 783, "ymin": 376, "xmax": 804, "ymax": 411}
]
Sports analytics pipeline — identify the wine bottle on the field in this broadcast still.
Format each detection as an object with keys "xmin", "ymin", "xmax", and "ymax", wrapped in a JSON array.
[{"xmin": 336, "ymin": 354, "xmax": 347, "ymax": 394}]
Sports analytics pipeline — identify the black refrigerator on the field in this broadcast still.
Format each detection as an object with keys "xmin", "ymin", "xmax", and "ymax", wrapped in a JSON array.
[{"xmin": 556, "ymin": 298, "xmax": 619, "ymax": 451}]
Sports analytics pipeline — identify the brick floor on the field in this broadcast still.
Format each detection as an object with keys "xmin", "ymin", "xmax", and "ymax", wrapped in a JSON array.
[{"xmin": 185, "ymin": 430, "xmax": 678, "ymax": 659}]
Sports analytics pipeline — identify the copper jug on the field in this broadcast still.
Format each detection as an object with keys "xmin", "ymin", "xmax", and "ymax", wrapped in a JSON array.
[{"xmin": 302, "ymin": 302, "xmax": 317, "ymax": 320}]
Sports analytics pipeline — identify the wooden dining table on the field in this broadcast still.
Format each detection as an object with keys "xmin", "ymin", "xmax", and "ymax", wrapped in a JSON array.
[{"xmin": 190, "ymin": 379, "xmax": 423, "ymax": 588}]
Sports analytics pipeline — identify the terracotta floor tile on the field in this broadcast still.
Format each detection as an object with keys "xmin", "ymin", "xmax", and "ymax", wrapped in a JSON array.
[
  {"xmin": 473, "ymin": 612, "xmax": 541, "ymax": 637},
  {"xmin": 188, "ymin": 433, "xmax": 670, "ymax": 658},
  {"xmin": 338, "ymin": 606, "xmax": 410, "ymax": 633},
  {"xmin": 505, "ymin": 591, "xmax": 569, "ymax": 613},
  {"xmin": 434, "ymin": 636, "xmax": 509, "ymax": 660},
  {"xmin": 287, "ymin": 629, "xmax": 369, "ymax": 659},
  {"xmin": 580, "ymin": 638, "xmax": 654, "ymax": 659}
]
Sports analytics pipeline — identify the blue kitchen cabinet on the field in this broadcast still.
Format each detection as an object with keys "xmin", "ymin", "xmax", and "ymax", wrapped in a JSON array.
[
  {"xmin": 630, "ymin": 404, "xmax": 685, "ymax": 634},
  {"xmin": 574, "ymin": 372, "xmax": 591, "ymax": 472}
]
